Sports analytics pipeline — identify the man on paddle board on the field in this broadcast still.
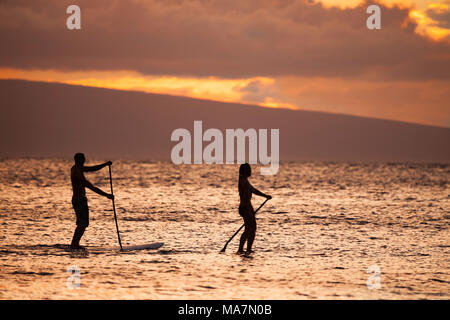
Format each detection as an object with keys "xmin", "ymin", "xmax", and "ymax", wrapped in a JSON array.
[
  {"xmin": 238, "ymin": 163, "xmax": 272, "ymax": 254},
  {"xmin": 70, "ymin": 153, "xmax": 113, "ymax": 249}
]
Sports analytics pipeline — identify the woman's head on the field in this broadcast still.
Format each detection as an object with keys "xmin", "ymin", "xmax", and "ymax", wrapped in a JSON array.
[{"xmin": 239, "ymin": 163, "xmax": 251, "ymax": 178}]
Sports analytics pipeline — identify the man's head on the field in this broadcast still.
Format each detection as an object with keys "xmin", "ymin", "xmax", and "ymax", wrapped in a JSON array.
[{"xmin": 74, "ymin": 153, "xmax": 86, "ymax": 166}]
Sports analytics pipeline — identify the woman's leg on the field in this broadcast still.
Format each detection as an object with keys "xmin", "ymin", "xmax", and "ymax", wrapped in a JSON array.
[
  {"xmin": 246, "ymin": 210, "xmax": 257, "ymax": 252},
  {"xmin": 238, "ymin": 229, "xmax": 247, "ymax": 253},
  {"xmin": 238, "ymin": 207, "xmax": 250, "ymax": 253}
]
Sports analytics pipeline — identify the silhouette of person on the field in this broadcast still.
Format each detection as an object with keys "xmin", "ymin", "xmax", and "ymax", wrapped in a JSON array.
[
  {"xmin": 70, "ymin": 153, "xmax": 113, "ymax": 249},
  {"xmin": 238, "ymin": 163, "xmax": 271, "ymax": 254}
]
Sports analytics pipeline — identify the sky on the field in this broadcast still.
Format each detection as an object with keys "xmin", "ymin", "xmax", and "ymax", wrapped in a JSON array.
[{"xmin": 0, "ymin": 0, "xmax": 449, "ymax": 127}]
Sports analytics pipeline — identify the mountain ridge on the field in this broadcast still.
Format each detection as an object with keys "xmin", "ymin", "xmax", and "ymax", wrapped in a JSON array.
[{"xmin": 1, "ymin": 79, "xmax": 449, "ymax": 162}]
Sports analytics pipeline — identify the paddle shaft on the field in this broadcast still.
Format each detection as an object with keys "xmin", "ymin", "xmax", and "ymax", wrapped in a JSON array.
[
  {"xmin": 220, "ymin": 198, "xmax": 269, "ymax": 252},
  {"xmin": 108, "ymin": 165, "xmax": 123, "ymax": 251}
]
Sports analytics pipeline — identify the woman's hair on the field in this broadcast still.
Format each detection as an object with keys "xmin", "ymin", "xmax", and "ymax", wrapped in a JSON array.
[{"xmin": 239, "ymin": 163, "xmax": 251, "ymax": 177}]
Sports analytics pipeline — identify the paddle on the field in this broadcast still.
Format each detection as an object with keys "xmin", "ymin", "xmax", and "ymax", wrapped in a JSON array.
[
  {"xmin": 108, "ymin": 164, "xmax": 123, "ymax": 251},
  {"xmin": 220, "ymin": 198, "xmax": 270, "ymax": 253}
]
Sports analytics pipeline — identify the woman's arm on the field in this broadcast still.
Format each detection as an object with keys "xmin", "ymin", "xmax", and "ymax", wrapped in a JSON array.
[{"xmin": 250, "ymin": 184, "xmax": 272, "ymax": 199}]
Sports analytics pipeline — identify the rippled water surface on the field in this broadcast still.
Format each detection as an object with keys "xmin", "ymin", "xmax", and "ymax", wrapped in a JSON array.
[{"xmin": 0, "ymin": 159, "xmax": 449, "ymax": 299}]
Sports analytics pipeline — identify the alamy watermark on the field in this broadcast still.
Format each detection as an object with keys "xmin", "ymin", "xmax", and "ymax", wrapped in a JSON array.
[
  {"xmin": 66, "ymin": 265, "xmax": 81, "ymax": 289},
  {"xmin": 66, "ymin": 4, "xmax": 381, "ymax": 31},
  {"xmin": 366, "ymin": 265, "xmax": 381, "ymax": 290},
  {"xmin": 366, "ymin": 5, "xmax": 381, "ymax": 30},
  {"xmin": 170, "ymin": 121, "xmax": 279, "ymax": 175},
  {"xmin": 66, "ymin": 5, "xmax": 81, "ymax": 30}
]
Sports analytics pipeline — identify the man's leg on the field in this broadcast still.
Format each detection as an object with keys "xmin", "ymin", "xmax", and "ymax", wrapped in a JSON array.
[
  {"xmin": 71, "ymin": 197, "xmax": 89, "ymax": 249},
  {"xmin": 71, "ymin": 226, "xmax": 86, "ymax": 249}
]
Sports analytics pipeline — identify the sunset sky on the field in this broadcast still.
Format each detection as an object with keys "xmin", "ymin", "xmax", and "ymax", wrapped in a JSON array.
[{"xmin": 0, "ymin": 0, "xmax": 449, "ymax": 127}]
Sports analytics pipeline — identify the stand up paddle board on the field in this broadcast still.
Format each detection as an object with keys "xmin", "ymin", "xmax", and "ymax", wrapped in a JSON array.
[{"xmin": 122, "ymin": 242, "xmax": 164, "ymax": 251}]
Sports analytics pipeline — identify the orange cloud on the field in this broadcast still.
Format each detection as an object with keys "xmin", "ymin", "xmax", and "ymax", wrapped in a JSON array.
[{"xmin": 0, "ymin": 68, "xmax": 297, "ymax": 110}]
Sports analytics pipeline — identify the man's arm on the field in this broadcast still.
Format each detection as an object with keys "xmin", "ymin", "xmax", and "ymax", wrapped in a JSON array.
[
  {"xmin": 83, "ymin": 161, "xmax": 112, "ymax": 172},
  {"xmin": 84, "ymin": 179, "xmax": 114, "ymax": 199}
]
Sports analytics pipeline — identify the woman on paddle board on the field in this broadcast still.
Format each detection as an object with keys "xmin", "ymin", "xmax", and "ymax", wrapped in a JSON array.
[{"xmin": 238, "ymin": 163, "xmax": 272, "ymax": 254}]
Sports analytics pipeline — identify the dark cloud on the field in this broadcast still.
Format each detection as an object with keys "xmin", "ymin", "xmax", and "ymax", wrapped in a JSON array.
[
  {"xmin": 234, "ymin": 80, "xmax": 278, "ymax": 103},
  {"xmin": 426, "ymin": 3, "xmax": 450, "ymax": 29},
  {"xmin": 0, "ymin": 0, "xmax": 449, "ymax": 80}
]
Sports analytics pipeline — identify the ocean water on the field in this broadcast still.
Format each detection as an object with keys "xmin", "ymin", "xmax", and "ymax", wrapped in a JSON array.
[{"xmin": 0, "ymin": 159, "xmax": 448, "ymax": 299}]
